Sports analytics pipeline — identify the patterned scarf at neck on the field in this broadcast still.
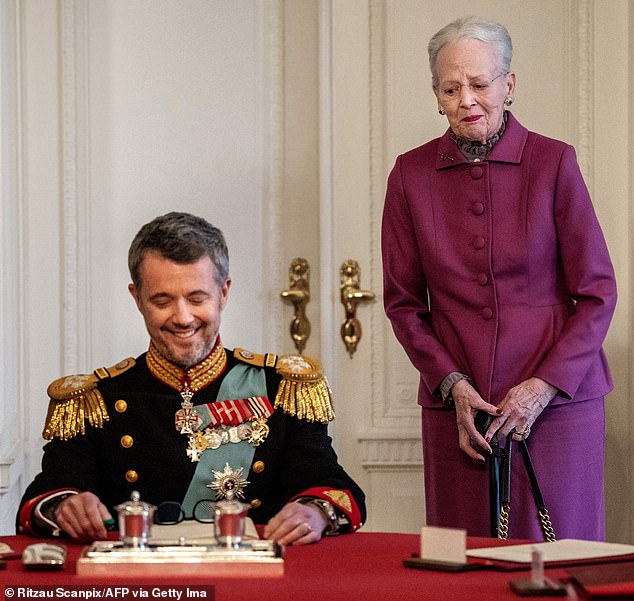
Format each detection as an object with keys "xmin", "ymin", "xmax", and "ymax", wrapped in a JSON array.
[{"xmin": 451, "ymin": 110, "xmax": 509, "ymax": 159}]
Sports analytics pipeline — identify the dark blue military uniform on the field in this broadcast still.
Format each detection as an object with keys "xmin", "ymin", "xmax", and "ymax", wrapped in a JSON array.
[{"xmin": 18, "ymin": 346, "xmax": 365, "ymax": 536}]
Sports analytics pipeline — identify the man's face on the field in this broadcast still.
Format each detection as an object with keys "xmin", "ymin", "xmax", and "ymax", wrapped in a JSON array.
[{"xmin": 129, "ymin": 251, "xmax": 231, "ymax": 368}]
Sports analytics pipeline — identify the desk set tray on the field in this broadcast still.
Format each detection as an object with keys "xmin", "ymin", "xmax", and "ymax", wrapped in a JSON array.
[{"xmin": 76, "ymin": 539, "xmax": 284, "ymax": 577}]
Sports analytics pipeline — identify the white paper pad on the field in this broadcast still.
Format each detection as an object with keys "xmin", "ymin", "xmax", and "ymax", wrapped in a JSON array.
[
  {"xmin": 467, "ymin": 539, "xmax": 634, "ymax": 564},
  {"xmin": 421, "ymin": 526, "xmax": 467, "ymax": 564},
  {"xmin": 150, "ymin": 517, "xmax": 259, "ymax": 544}
]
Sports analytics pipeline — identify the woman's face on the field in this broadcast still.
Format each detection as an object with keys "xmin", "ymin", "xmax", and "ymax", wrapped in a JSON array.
[{"xmin": 434, "ymin": 38, "xmax": 515, "ymax": 143}]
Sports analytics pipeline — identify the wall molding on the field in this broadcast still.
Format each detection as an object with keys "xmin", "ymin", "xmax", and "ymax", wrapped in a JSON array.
[
  {"xmin": 0, "ymin": 445, "xmax": 22, "ymax": 494},
  {"xmin": 626, "ymin": 0, "xmax": 634, "ymax": 541},
  {"xmin": 575, "ymin": 0, "xmax": 593, "ymax": 188},
  {"xmin": 262, "ymin": 0, "xmax": 285, "ymax": 351},
  {"xmin": 566, "ymin": 0, "xmax": 593, "ymax": 191},
  {"xmin": 0, "ymin": 0, "xmax": 22, "ymax": 502},
  {"xmin": 367, "ymin": 0, "xmax": 419, "ymax": 431},
  {"xmin": 368, "ymin": 0, "xmax": 386, "ymax": 429},
  {"xmin": 318, "ymin": 0, "xmax": 335, "ymax": 381},
  {"xmin": 59, "ymin": 1, "xmax": 286, "ymax": 362},
  {"xmin": 61, "ymin": 0, "xmax": 90, "ymax": 372},
  {"xmin": 360, "ymin": 434, "xmax": 423, "ymax": 469}
]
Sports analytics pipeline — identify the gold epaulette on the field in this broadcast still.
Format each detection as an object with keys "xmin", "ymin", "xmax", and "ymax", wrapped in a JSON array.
[
  {"xmin": 43, "ymin": 357, "xmax": 136, "ymax": 441},
  {"xmin": 234, "ymin": 348, "xmax": 278, "ymax": 369},
  {"xmin": 274, "ymin": 355, "xmax": 334, "ymax": 424},
  {"xmin": 234, "ymin": 349, "xmax": 334, "ymax": 424}
]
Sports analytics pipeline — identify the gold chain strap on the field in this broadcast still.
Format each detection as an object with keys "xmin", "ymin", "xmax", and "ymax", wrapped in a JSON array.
[
  {"xmin": 497, "ymin": 504, "xmax": 510, "ymax": 540},
  {"xmin": 538, "ymin": 508, "xmax": 557, "ymax": 542}
]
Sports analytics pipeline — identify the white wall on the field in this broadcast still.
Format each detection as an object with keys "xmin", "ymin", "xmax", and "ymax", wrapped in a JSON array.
[
  {"xmin": 0, "ymin": 0, "xmax": 285, "ymax": 533},
  {"xmin": 1, "ymin": 0, "xmax": 632, "ymax": 544},
  {"xmin": 323, "ymin": 0, "xmax": 634, "ymax": 542},
  {"xmin": 0, "ymin": 0, "xmax": 23, "ymax": 531}
]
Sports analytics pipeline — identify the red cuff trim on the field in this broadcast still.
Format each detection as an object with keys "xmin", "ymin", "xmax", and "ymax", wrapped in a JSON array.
[
  {"xmin": 18, "ymin": 488, "xmax": 79, "ymax": 536},
  {"xmin": 291, "ymin": 486, "xmax": 362, "ymax": 532}
]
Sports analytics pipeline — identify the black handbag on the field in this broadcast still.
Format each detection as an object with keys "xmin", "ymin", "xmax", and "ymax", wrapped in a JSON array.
[{"xmin": 475, "ymin": 412, "xmax": 556, "ymax": 542}]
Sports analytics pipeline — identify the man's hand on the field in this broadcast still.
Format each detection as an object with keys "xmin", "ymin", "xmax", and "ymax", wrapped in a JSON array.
[
  {"xmin": 263, "ymin": 501, "xmax": 328, "ymax": 546},
  {"xmin": 54, "ymin": 491, "xmax": 112, "ymax": 541}
]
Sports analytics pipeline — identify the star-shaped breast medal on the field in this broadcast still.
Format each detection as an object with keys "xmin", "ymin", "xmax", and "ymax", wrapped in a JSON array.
[{"xmin": 207, "ymin": 463, "xmax": 249, "ymax": 500}]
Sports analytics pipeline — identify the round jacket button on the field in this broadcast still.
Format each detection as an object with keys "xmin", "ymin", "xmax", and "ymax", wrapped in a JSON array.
[
  {"xmin": 115, "ymin": 400, "xmax": 128, "ymax": 413},
  {"xmin": 125, "ymin": 470, "xmax": 138, "ymax": 483},
  {"xmin": 477, "ymin": 273, "xmax": 488, "ymax": 286},
  {"xmin": 120, "ymin": 435, "xmax": 134, "ymax": 449},
  {"xmin": 471, "ymin": 202, "xmax": 485, "ymax": 215},
  {"xmin": 252, "ymin": 461, "xmax": 265, "ymax": 474},
  {"xmin": 482, "ymin": 307, "xmax": 493, "ymax": 320},
  {"xmin": 473, "ymin": 236, "xmax": 486, "ymax": 249},
  {"xmin": 250, "ymin": 498, "xmax": 262, "ymax": 509},
  {"xmin": 471, "ymin": 166, "xmax": 483, "ymax": 179}
]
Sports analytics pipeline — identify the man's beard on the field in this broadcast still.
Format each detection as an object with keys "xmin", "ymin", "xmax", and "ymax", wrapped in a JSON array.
[{"xmin": 153, "ymin": 328, "xmax": 216, "ymax": 369}]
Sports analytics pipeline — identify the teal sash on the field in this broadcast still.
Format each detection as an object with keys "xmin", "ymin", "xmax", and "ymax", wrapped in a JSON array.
[{"xmin": 181, "ymin": 363, "xmax": 267, "ymax": 516}]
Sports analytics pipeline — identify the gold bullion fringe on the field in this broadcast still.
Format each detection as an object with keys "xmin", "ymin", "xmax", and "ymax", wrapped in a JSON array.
[
  {"xmin": 274, "ymin": 377, "xmax": 335, "ymax": 424},
  {"xmin": 42, "ymin": 389, "xmax": 109, "ymax": 441}
]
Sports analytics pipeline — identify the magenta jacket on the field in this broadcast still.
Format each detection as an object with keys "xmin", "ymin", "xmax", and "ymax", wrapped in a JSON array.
[{"xmin": 382, "ymin": 113, "xmax": 617, "ymax": 407}]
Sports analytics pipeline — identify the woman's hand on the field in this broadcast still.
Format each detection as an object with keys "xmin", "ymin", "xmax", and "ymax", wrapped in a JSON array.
[
  {"xmin": 452, "ymin": 379, "xmax": 501, "ymax": 461},
  {"xmin": 484, "ymin": 377, "xmax": 557, "ymax": 443}
]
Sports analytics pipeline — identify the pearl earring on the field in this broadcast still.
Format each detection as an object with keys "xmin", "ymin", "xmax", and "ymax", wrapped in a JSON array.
[{"xmin": 504, "ymin": 97, "xmax": 514, "ymax": 107}]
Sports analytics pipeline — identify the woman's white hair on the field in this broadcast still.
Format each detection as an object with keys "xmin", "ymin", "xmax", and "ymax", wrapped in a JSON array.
[{"xmin": 428, "ymin": 16, "xmax": 513, "ymax": 89}]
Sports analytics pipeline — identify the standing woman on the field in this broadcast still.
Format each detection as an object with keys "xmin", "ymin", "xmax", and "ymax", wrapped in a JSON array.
[{"xmin": 381, "ymin": 16, "xmax": 616, "ymax": 540}]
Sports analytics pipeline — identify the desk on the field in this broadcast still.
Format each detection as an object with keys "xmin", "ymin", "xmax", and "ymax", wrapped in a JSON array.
[{"xmin": 0, "ymin": 533, "xmax": 572, "ymax": 600}]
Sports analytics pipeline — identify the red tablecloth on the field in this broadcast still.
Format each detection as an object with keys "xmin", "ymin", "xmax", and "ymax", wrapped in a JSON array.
[{"xmin": 0, "ymin": 532, "xmax": 574, "ymax": 600}]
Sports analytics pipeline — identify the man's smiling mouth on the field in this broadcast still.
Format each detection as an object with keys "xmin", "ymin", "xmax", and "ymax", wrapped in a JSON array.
[{"xmin": 166, "ymin": 328, "xmax": 199, "ymax": 339}]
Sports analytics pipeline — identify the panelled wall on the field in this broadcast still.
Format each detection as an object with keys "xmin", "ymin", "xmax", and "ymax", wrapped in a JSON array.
[
  {"xmin": 0, "ymin": 0, "xmax": 288, "ymax": 532},
  {"xmin": 322, "ymin": 0, "xmax": 633, "ymax": 542},
  {"xmin": 0, "ymin": 0, "xmax": 633, "ymax": 544}
]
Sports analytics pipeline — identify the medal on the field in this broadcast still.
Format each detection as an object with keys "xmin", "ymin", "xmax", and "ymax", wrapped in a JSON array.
[
  {"xmin": 184, "ymin": 421, "xmax": 268, "ymax": 462},
  {"xmin": 247, "ymin": 418, "xmax": 270, "ymax": 446},
  {"xmin": 175, "ymin": 384, "xmax": 202, "ymax": 434},
  {"xmin": 171, "ymin": 368, "xmax": 274, "ymax": 461},
  {"xmin": 208, "ymin": 463, "xmax": 250, "ymax": 500},
  {"xmin": 194, "ymin": 431, "xmax": 208, "ymax": 451},
  {"xmin": 186, "ymin": 438, "xmax": 203, "ymax": 462}
]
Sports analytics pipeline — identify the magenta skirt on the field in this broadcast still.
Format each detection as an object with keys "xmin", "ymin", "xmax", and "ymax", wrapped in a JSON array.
[{"xmin": 421, "ymin": 397, "xmax": 605, "ymax": 541}]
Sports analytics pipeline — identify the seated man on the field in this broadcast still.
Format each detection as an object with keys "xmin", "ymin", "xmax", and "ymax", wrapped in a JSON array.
[{"xmin": 17, "ymin": 212, "xmax": 365, "ymax": 545}]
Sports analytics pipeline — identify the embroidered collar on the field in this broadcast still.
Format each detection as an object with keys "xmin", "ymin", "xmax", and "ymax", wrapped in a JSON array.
[
  {"xmin": 147, "ymin": 339, "xmax": 227, "ymax": 392},
  {"xmin": 451, "ymin": 110, "xmax": 509, "ymax": 159}
]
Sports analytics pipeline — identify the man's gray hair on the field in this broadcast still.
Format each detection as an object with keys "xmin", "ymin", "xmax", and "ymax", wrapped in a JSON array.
[
  {"xmin": 128, "ymin": 212, "xmax": 229, "ymax": 289},
  {"xmin": 428, "ymin": 16, "xmax": 513, "ymax": 89}
]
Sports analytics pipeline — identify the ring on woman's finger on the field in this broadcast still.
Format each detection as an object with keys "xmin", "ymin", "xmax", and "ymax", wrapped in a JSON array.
[{"xmin": 514, "ymin": 426, "xmax": 531, "ymax": 440}]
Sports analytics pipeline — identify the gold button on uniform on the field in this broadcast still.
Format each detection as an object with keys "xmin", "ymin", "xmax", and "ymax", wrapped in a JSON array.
[
  {"xmin": 252, "ymin": 461, "xmax": 265, "ymax": 474},
  {"xmin": 115, "ymin": 400, "xmax": 128, "ymax": 413},
  {"xmin": 125, "ymin": 470, "xmax": 138, "ymax": 483},
  {"xmin": 250, "ymin": 498, "xmax": 262, "ymax": 509},
  {"xmin": 120, "ymin": 435, "xmax": 134, "ymax": 449}
]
